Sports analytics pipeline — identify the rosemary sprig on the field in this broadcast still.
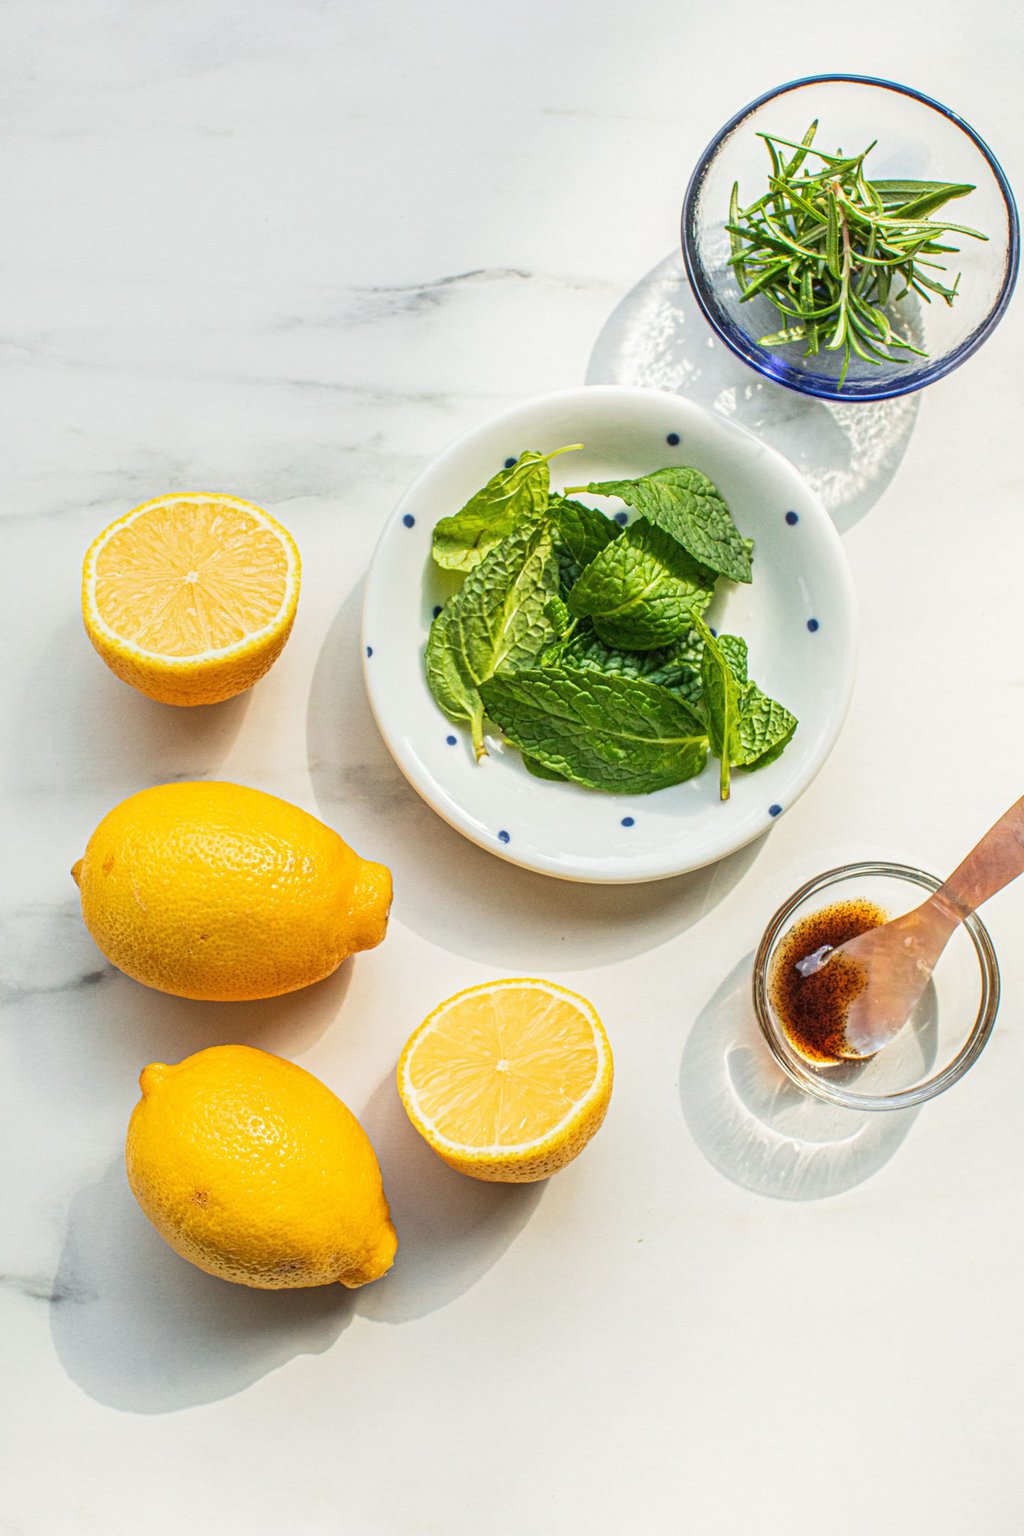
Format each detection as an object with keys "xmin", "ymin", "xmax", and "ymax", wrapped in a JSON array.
[{"xmin": 727, "ymin": 121, "xmax": 986, "ymax": 385}]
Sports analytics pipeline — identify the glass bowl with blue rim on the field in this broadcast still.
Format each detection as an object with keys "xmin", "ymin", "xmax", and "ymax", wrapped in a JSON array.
[{"xmin": 681, "ymin": 74, "xmax": 1019, "ymax": 401}]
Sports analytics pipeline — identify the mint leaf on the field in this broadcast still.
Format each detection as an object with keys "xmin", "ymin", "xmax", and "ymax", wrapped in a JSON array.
[
  {"xmin": 547, "ymin": 495, "xmax": 620, "ymax": 590},
  {"xmin": 431, "ymin": 447, "xmax": 578, "ymax": 574},
  {"xmin": 717, "ymin": 633, "xmax": 748, "ymax": 684},
  {"xmin": 571, "ymin": 467, "xmax": 752, "ymax": 584},
  {"xmin": 425, "ymin": 523, "xmax": 560, "ymax": 758},
  {"xmin": 732, "ymin": 682, "xmax": 797, "ymax": 769},
  {"xmin": 425, "ymin": 602, "xmax": 485, "ymax": 749},
  {"xmin": 694, "ymin": 617, "xmax": 740, "ymax": 801},
  {"xmin": 544, "ymin": 593, "xmax": 572, "ymax": 637},
  {"xmin": 686, "ymin": 620, "xmax": 797, "ymax": 779},
  {"xmin": 546, "ymin": 622, "xmax": 702, "ymax": 694},
  {"xmin": 480, "ymin": 668, "xmax": 708, "ymax": 794},
  {"xmin": 567, "ymin": 518, "xmax": 715, "ymax": 651},
  {"xmin": 522, "ymin": 754, "xmax": 570, "ymax": 782}
]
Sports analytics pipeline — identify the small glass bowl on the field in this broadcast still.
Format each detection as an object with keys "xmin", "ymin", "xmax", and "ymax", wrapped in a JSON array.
[
  {"xmin": 682, "ymin": 75, "xmax": 1020, "ymax": 400},
  {"xmin": 752, "ymin": 861, "xmax": 1000, "ymax": 1110}
]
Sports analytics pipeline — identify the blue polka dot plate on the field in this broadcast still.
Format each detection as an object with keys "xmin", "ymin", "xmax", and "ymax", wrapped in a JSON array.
[{"xmin": 361, "ymin": 385, "xmax": 856, "ymax": 883}]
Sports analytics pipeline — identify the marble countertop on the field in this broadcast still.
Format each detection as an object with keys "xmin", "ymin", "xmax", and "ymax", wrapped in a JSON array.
[{"xmin": 4, "ymin": 5, "xmax": 1024, "ymax": 1533}]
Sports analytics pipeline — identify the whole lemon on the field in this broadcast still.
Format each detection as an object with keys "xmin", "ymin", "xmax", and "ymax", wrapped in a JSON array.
[
  {"xmin": 72, "ymin": 781, "xmax": 392, "ymax": 1001},
  {"xmin": 126, "ymin": 1045, "xmax": 397, "ymax": 1289}
]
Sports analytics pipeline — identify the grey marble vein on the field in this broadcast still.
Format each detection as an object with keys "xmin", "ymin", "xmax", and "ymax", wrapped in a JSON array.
[{"xmin": 0, "ymin": 1271, "xmax": 91, "ymax": 1306}]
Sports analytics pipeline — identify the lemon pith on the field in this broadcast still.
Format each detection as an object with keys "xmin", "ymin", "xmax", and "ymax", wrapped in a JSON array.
[
  {"xmin": 82, "ymin": 493, "xmax": 301, "ymax": 706},
  {"xmin": 73, "ymin": 781, "xmax": 392, "ymax": 1001},
  {"xmin": 126, "ymin": 1045, "xmax": 397, "ymax": 1290},
  {"xmin": 397, "ymin": 979, "xmax": 613, "ymax": 1183}
]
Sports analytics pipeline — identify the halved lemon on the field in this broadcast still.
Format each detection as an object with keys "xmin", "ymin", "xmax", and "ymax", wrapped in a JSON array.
[
  {"xmin": 397, "ymin": 978, "xmax": 613, "ymax": 1182},
  {"xmin": 82, "ymin": 493, "xmax": 301, "ymax": 706}
]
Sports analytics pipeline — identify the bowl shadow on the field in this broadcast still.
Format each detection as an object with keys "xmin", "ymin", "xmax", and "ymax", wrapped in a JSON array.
[
  {"xmin": 679, "ymin": 952, "xmax": 928, "ymax": 1200},
  {"xmin": 306, "ymin": 582, "xmax": 766, "ymax": 969},
  {"xmin": 587, "ymin": 252, "xmax": 921, "ymax": 534}
]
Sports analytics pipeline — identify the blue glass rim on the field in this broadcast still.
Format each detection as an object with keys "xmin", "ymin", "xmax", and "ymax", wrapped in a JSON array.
[{"xmin": 681, "ymin": 73, "xmax": 1021, "ymax": 402}]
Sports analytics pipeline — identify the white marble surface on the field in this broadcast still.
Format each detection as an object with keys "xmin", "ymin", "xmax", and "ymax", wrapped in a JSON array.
[{"xmin": 3, "ymin": 5, "xmax": 1024, "ymax": 1532}]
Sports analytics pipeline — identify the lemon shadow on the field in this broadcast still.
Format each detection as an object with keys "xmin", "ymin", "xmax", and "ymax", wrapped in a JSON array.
[
  {"xmin": 306, "ymin": 583, "xmax": 765, "ymax": 968},
  {"xmin": 679, "ymin": 953, "xmax": 930, "ymax": 1200},
  {"xmin": 5, "ymin": 909, "xmax": 354, "ymax": 1115},
  {"xmin": 49, "ymin": 1159, "xmax": 356, "ymax": 1414},
  {"xmin": 48, "ymin": 1067, "xmax": 546, "ymax": 1412},
  {"xmin": 588, "ymin": 252, "xmax": 921, "ymax": 534},
  {"xmin": 355, "ymin": 1072, "xmax": 545, "ymax": 1324},
  {"xmin": 13, "ymin": 616, "xmax": 252, "ymax": 800},
  {"xmin": 101, "ymin": 962, "xmax": 357, "ymax": 1066}
]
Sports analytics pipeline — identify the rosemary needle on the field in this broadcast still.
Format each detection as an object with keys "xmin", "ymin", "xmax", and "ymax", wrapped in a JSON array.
[{"xmin": 727, "ymin": 120, "xmax": 987, "ymax": 385}]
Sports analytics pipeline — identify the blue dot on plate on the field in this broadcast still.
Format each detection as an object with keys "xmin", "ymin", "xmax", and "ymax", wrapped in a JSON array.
[
  {"xmin": 807, "ymin": 617, "xmax": 820, "ymax": 632},
  {"xmin": 432, "ymin": 604, "xmax": 442, "ymax": 619},
  {"xmin": 504, "ymin": 457, "xmax": 516, "ymax": 469},
  {"xmin": 769, "ymin": 804, "xmax": 782, "ymax": 818},
  {"xmin": 402, "ymin": 513, "xmax": 415, "ymax": 528},
  {"xmin": 614, "ymin": 510, "xmax": 629, "ymax": 526},
  {"xmin": 365, "ymin": 645, "xmax": 373, "ymax": 658},
  {"xmin": 497, "ymin": 829, "xmax": 511, "ymax": 845},
  {"xmin": 785, "ymin": 510, "xmax": 799, "ymax": 526},
  {"xmin": 666, "ymin": 432, "xmax": 680, "ymax": 447},
  {"xmin": 621, "ymin": 816, "xmax": 635, "ymax": 828},
  {"xmin": 446, "ymin": 734, "xmax": 457, "ymax": 746}
]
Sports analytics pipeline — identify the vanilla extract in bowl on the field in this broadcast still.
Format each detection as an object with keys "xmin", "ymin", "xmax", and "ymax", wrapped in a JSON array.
[
  {"xmin": 768, "ymin": 898, "xmax": 887, "ymax": 1065},
  {"xmin": 753, "ymin": 860, "xmax": 1000, "ymax": 1110}
]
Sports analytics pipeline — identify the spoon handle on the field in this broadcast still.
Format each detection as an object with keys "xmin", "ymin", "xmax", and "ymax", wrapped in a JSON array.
[{"xmin": 934, "ymin": 794, "xmax": 1024, "ymax": 923}]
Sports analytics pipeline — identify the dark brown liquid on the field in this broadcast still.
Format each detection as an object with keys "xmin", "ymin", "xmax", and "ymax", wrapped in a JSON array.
[{"xmin": 769, "ymin": 898, "xmax": 888, "ymax": 1065}]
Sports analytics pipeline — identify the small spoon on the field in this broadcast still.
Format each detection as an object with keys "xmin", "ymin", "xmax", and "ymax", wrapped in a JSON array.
[{"xmin": 795, "ymin": 795, "xmax": 1024, "ymax": 1059}]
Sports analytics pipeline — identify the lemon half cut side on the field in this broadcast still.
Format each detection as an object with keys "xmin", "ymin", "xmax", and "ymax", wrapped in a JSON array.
[
  {"xmin": 82, "ymin": 492, "xmax": 301, "ymax": 706},
  {"xmin": 397, "ymin": 978, "xmax": 613, "ymax": 1183}
]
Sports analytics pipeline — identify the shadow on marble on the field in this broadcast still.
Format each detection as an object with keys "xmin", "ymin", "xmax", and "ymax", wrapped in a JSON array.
[
  {"xmin": 48, "ymin": 1073, "xmax": 542, "ymax": 1412},
  {"xmin": 306, "ymin": 583, "xmax": 765, "ymax": 968},
  {"xmin": 587, "ymin": 252, "xmax": 921, "ymax": 534},
  {"xmin": 679, "ymin": 953, "xmax": 929, "ymax": 1201},
  {"xmin": 49, "ymin": 1160, "xmax": 355, "ymax": 1414},
  {"xmin": 354, "ymin": 1071, "xmax": 544, "ymax": 1325},
  {"xmin": 11, "ymin": 616, "xmax": 251, "ymax": 798},
  {"xmin": 3, "ymin": 904, "xmax": 354, "ymax": 1128}
]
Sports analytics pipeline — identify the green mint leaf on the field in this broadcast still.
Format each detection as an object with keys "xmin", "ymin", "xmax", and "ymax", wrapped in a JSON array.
[
  {"xmin": 694, "ymin": 617, "xmax": 739, "ymax": 801},
  {"xmin": 425, "ymin": 602, "xmax": 484, "ymax": 751},
  {"xmin": 522, "ymin": 753, "xmax": 571, "ymax": 782},
  {"xmin": 571, "ymin": 467, "xmax": 752, "ymax": 584},
  {"xmin": 566, "ymin": 518, "xmax": 716, "ymax": 651},
  {"xmin": 545, "ymin": 621, "xmax": 703, "ymax": 699},
  {"xmin": 732, "ymin": 681, "xmax": 797, "ymax": 769},
  {"xmin": 431, "ymin": 446, "xmax": 578, "ymax": 574},
  {"xmin": 479, "ymin": 668, "xmax": 708, "ymax": 794},
  {"xmin": 544, "ymin": 593, "xmax": 572, "ymax": 637},
  {"xmin": 547, "ymin": 495, "xmax": 620, "ymax": 591},
  {"xmin": 717, "ymin": 633, "xmax": 748, "ymax": 684},
  {"xmin": 425, "ymin": 523, "xmax": 560, "ymax": 758}
]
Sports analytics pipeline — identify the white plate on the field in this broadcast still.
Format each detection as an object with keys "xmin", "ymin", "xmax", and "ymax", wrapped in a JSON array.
[{"xmin": 361, "ymin": 385, "xmax": 857, "ymax": 883}]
